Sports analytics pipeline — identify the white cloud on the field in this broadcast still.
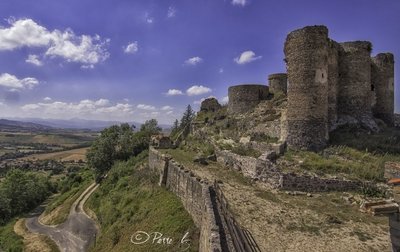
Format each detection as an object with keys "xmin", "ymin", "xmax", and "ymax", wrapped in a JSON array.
[
  {"xmin": 137, "ymin": 104, "xmax": 156, "ymax": 110},
  {"xmin": 167, "ymin": 7, "xmax": 176, "ymax": 18},
  {"xmin": 219, "ymin": 68, "xmax": 224, "ymax": 73},
  {"xmin": 0, "ymin": 19, "xmax": 109, "ymax": 67},
  {"xmin": 221, "ymin": 96, "xmax": 229, "ymax": 104},
  {"xmin": 21, "ymin": 99, "xmax": 134, "ymax": 120},
  {"xmin": 0, "ymin": 73, "xmax": 39, "ymax": 90},
  {"xmin": 43, "ymin": 97, "xmax": 52, "ymax": 101},
  {"xmin": 165, "ymin": 89, "xmax": 184, "ymax": 96},
  {"xmin": 186, "ymin": 85, "xmax": 212, "ymax": 96},
  {"xmin": 232, "ymin": 0, "xmax": 248, "ymax": 6},
  {"xmin": 95, "ymin": 98, "xmax": 110, "ymax": 106},
  {"xmin": 25, "ymin": 54, "xmax": 43, "ymax": 66},
  {"xmin": 184, "ymin": 56, "xmax": 203, "ymax": 66},
  {"xmin": 145, "ymin": 13, "xmax": 154, "ymax": 24},
  {"xmin": 123, "ymin": 41, "xmax": 138, "ymax": 54},
  {"xmin": 161, "ymin": 105, "xmax": 173, "ymax": 111},
  {"xmin": 234, "ymin": 50, "xmax": 262, "ymax": 64}
]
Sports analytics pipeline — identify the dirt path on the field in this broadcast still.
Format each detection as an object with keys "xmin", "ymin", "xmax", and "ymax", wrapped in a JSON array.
[{"xmin": 25, "ymin": 183, "xmax": 99, "ymax": 252}]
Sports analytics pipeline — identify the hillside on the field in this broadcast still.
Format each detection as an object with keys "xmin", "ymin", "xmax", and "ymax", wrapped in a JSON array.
[{"xmin": 0, "ymin": 119, "xmax": 53, "ymax": 132}]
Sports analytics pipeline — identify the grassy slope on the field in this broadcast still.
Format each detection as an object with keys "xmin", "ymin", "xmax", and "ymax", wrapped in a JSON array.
[
  {"xmin": 0, "ymin": 219, "xmax": 24, "ymax": 252},
  {"xmin": 86, "ymin": 151, "xmax": 199, "ymax": 252},
  {"xmin": 41, "ymin": 169, "xmax": 93, "ymax": 225},
  {"xmin": 280, "ymin": 127, "xmax": 400, "ymax": 182}
]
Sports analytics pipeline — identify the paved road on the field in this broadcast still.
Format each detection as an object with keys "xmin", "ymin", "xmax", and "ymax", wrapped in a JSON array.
[{"xmin": 26, "ymin": 183, "xmax": 99, "ymax": 252}]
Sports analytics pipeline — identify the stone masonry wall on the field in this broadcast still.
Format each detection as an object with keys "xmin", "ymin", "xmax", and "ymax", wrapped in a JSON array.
[
  {"xmin": 228, "ymin": 84, "xmax": 269, "ymax": 114},
  {"xmin": 215, "ymin": 148, "xmax": 365, "ymax": 192},
  {"xmin": 338, "ymin": 41, "xmax": 373, "ymax": 117},
  {"xmin": 284, "ymin": 25, "xmax": 329, "ymax": 151},
  {"xmin": 328, "ymin": 39, "xmax": 340, "ymax": 130},
  {"xmin": 268, "ymin": 73, "xmax": 287, "ymax": 94},
  {"xmin": 372, "ymin": 53, "xmax": 395, "ymax": 125},
  {"xmin": 149, "ymin": 147, "xmax": 222, "ymax": 252}
]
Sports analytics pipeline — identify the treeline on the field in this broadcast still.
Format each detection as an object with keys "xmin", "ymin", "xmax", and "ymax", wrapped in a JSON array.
[
  {"xmin": 0, "ymin": 169, "xmax": 57, "ymax": 225},
  {"xmin": 87, "ymin": 119, "xmax": 162, "ymax": 181}
]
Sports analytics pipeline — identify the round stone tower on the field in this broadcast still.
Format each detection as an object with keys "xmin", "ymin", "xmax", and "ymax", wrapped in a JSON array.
[
  {"xmin": 227, "ymin": 84, "xmax": 269, "ymax": 114},
  {"xmin": 268, "ymin": 73, "xmax": 287, "ymax": 94},
  {"xmin": 372, "ymin": 53, "xmax": 395, "ymax": 125},
  {"xmin": 338, "ymin": 41, "xmax": 373, "ymax": 117},
  {"xmin": 284, "ymin": 25, "xmax": 329, "ymax": 151}
]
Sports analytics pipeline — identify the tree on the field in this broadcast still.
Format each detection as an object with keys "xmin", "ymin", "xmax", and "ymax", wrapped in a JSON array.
[
  {"xmin": 87, "ymin": 121, "xmax": 162, "ymax": 180},
  {"xmin": 180, "ymin": 104, "xmax": 195, "ymax": 130},
  {"xmin": 171, "ymin": 119, "xmax": 179, "ymax": 136}
]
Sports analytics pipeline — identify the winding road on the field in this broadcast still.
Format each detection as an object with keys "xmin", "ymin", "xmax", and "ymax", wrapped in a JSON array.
[{"xmin": 25, "ymin": 182, "xmax": 99, "ymax": 252}]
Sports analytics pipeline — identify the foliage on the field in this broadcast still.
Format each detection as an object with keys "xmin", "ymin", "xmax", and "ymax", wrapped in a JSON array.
[
  {"xmin": 0, "ymin": 169, "xmax": 56, "ymax": 226},
  {"xmin": 87, "ymin": 120, "xmax": 161, "ymax": 180},
  {"xmin": 86, "ymin": 152, "xmax": 199, "ymax": 252},
  {"xmin": 0, "ymin": 219, "xmax": 23, "ymax": 252},
  {"xmin": 231, "ymin": 145, "xmax": 261, "ymax": 158}
]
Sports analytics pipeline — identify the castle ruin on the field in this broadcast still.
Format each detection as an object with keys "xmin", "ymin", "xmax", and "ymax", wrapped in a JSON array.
[{"xmin": 226, "ymin": 25, "xmax": 395, "ymax": 151}]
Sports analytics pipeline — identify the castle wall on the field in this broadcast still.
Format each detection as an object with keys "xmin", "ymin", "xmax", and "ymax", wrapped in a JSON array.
[
  {"xmin": 328, "ymin": 40, "xmax": 340, "ymax": 129},
  {"xmin": 148, "ymin": 147, "xmax": 222, "ymax": 252},
  {"xmin": 338, "ymin": 41, "xmax": 373, "ymax": 117},
  {"xmin": 372, "ymin": 53, "xmax": 395, "ymax": 125},
  {"xmin": 284, "ymin": 25, "xmax": 329, "ymax": 151},
  {"xmin": 268, "ymin": 73, "xmax": 287, "ymax": 94},
  {"xmin": 227, "ymin": 84, "xmax": 269, "ymax": 114}
]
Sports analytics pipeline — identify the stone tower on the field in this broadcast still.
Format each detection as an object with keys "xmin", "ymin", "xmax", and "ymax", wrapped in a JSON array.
[
  {"xmin": 268, "ymin": 73, "xmax": 287, "ymax": 94},
  {"xmin": 327, "ymin": 40, "xmax": 340, "ymax": 129},
  {"xmin": 372, "ymin": 53, "xmax": 395, "ymax": 125},
  {"xmin": 337, "ymin": 41, "xmax": 373, "ymax": 118},
  {"xmin": 227, "ymin": 84, "xmax": 269, "ymax": 114},
  {"xmin": 284, "ymin": 25, "xmax": 329, "ymax": 151}
]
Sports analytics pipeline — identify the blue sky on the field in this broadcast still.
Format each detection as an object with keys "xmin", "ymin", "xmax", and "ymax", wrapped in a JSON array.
[{"xmin": 0, "ymin": 0, "xmax": 399, "ymax": 124}]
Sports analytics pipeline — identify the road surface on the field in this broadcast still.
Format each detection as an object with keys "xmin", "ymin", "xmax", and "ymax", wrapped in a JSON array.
[{"xmin": 26, "ymin": 182, "xmax": 99, "ymax": 252}]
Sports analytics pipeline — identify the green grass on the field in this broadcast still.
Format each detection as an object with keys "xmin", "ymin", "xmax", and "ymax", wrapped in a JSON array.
[
  {"xmin": 86, "ymin": 151, "xmax": 199, "ymax": 252},
  {"xmin": 42, "ymin": 169, "xmax": 93, "ymax": 225},
  {"xmin": 0, "ymin": 219, "xmax": 23, "ymax": 252},
  {"xmin": 281, "ymin": 145, "xmax": 400, "ymax": 182}
]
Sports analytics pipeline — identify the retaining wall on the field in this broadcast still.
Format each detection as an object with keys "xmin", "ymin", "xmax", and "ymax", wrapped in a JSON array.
[
  {"xmin": 215, "ymin": 148, "xmax": 365, "ymax": 192},
  {"xmin": 149, "ymin": 147, "xmax": 222, "ymax": 252}
]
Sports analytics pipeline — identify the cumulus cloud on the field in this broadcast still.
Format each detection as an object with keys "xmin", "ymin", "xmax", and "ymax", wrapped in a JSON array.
[
  {"xmin": 161, "ymin": 105, "xmax": 173, "ymax": 111},
  {"xmin": 165, "ymin": 89, "xmax": 184, "ymax": 96},
  {"xmin": 220, "ymin": 96, "xmax": 229, "ymax": 104},
  {"xmin": 137, "ymin": 104, "xmax": 156, "ymax": 110},
  {"xmin": 186, "ymin": 85, "xmax": 212, "ymax": 96},
  {"xmin": 43, "ymin": 97, "xmax": 52, "ymax": 101},
  {"xmin": 184, "ymin": 56, "xmax": 203, "ymax": 66},
  {"xmin": 234, "ymin": 50, "xmax": 262, "ymax": 64},
  {"xmin": 0, "ymin": 73, "xmax": 39, "ymax": 90},
  {"xmin": 123, "ymin": 41, "xmax": 138, "ymax": 54},
  {"xmin": 167, "ymin": 7, "xmax": 177, "ymax": 18},
  {"xmin": 21, "ymin": 99, "xmax": 134, "ymax": 120},
  {"xmin": 232, "ymin": 0, "xmax": 248, "ymax": 6},
  {"xmin": 25, "ymin": 54, "xmax": 43, "ymax": 66},
  {"xmin": 145, "ymin": 13, "xmax": 154, "ymax": 24},
  {"xmin": 0, "ymin": 18, "xmax": 109, "ymax": 67}
]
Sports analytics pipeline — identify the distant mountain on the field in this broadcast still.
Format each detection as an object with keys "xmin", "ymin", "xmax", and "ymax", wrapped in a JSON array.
[
  {"xmin": 0, "ymin": 119, "xmax": 53, "ymax": 132},
  {"xmin": 3, "ymin": 117, "xmax": 172, "ymax": 131}
]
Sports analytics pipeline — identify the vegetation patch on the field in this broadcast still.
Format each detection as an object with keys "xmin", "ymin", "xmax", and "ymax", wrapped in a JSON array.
[
  {"xmin": 0, "ymin": 219, "xmax": 24, "ymax": 252},
  {"xmin": 86, "ymin": 152, "xmax": 199, "ymax": 252}
]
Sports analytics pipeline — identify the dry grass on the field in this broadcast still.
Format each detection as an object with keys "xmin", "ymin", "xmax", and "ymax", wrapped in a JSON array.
[
  {"xmin": 21, "ymin": 147, "xmax": 88, "ymax": 162},
  {"xmin": 13, "ymin": 219, "xmax": 59, "ymax": 252}
]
